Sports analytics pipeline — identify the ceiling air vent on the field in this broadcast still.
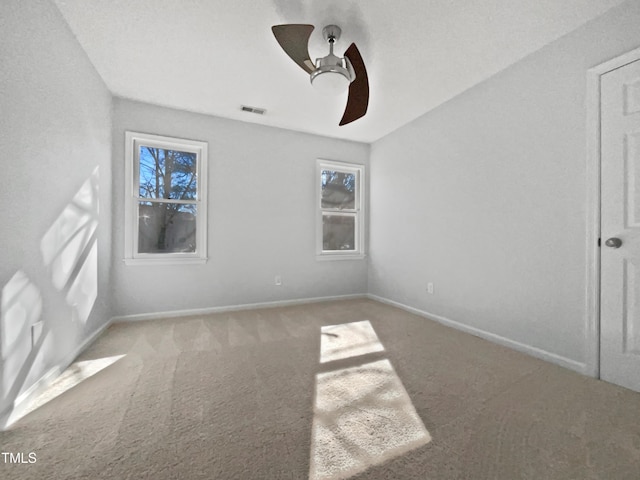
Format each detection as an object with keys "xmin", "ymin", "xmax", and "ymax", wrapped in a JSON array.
[{"xmin": 241, "ymin": 105, "xmax": 266, "ymax": 115}]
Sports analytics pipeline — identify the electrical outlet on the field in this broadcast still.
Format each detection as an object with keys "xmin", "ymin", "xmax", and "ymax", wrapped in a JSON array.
[
  {"xmin": 427, "ymin": 282, "xmax": 434, "ymax": 294},
  {"xmin": 275, "ymin": 275, "xmax": 282, "ymax": 286}
]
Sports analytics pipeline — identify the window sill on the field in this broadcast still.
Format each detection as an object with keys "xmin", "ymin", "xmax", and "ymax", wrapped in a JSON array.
[
  {"xmin": 316, "ymin": 253, "xmax": 366, "ymax": 261},
  {"xmin": 123, "ymin": 257, "xmax": 208, "ymax": 266}
]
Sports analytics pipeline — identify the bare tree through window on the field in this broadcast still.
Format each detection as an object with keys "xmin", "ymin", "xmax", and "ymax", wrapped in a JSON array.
[{"xmin": 138, "ymin": 147, "xmax": 198, "ymax": 253}]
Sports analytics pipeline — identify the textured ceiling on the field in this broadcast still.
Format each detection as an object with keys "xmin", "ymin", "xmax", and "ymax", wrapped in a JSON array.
[{"xmin": 53, "ymin": 0, "xmax": 625, "ymax": 143}]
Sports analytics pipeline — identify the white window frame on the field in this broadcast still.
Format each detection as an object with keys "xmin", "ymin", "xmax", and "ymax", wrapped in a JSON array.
[
  {"xmin": 316, "ymin": 159, "xmax": 365, "ymax": 260},
  {"xmin": 124, "ymin": 131, "xmax": 208, "ymax": 265}
]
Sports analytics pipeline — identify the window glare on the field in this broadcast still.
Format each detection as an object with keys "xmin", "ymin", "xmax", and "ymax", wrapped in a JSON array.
[
  {"xmin": 323, "ymin": 215, "xmax": 355, "ymax": 251},
  {"xmin": 321, "ymin": 170, "xmax": 356, "ymax": 210},
  {"xmin": 138, "ymin": 202, "xmax": 197, "ymax": 253}
]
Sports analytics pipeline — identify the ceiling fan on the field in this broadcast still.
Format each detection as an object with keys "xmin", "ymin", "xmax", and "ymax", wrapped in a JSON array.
[{"xmin": 271, "ymin": 24, "xmax": 369, "ymax": 126}]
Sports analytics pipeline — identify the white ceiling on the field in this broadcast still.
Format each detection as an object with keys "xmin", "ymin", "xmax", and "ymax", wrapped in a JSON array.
[{"xmin": 53, "ymin": 0, "xmax": 625, "ymax": 143}]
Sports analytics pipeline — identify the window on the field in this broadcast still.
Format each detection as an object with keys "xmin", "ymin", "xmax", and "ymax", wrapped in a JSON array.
[
  {"xmin": 316, "ymin": 159, "xmax": 365, "ymax": 259},
  {"xmin": 124, "ymin": 132, "xmax": 208, "ymax": 265}
]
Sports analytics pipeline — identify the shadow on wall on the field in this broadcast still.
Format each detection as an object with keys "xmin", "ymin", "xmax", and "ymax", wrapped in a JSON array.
[
  {"xmin": 0, "ymin": 272, "xmax": 45, "ymax": 416},
  {"xmin": 310, "ymin": 320, "xmax": 431, "ymax": 480},
  {"xmin": 40, "ymin": 167, "xmax": 99, "ymax": 324},
  {"xmin": 0, "ymin": 168, "xmax": 100, "ymax": 425}
]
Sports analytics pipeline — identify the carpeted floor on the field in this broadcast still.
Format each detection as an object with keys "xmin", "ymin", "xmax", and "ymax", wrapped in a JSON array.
[{"xmin": 2, "ymin": 298, "xmax": 640, "ymax": 479}]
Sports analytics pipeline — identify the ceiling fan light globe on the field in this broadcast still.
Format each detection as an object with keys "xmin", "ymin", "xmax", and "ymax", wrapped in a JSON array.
[{"xmin": 311, "ymin": 70, "xmax": 351, "ymax": 95}]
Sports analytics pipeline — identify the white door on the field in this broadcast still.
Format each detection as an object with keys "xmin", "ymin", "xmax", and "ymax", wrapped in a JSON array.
[{"xmin": 600, "ymin": 59, "xmax": 640, "ymax": 392}]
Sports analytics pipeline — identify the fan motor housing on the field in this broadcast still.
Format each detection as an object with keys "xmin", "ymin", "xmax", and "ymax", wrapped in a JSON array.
[{"xmin": 310, "ymin": 54, "xmax": 354, "ymax": 95}]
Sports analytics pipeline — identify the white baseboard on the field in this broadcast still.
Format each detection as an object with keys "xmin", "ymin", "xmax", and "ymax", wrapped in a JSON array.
[
  {"xmin": 0, "ymin": 320, "xmax": 113, "ymax": 430},
  {"xmin": 62, "ymin": 319, "xmax": 114, "ymax": 367},
  {"xmin": 111, "ymin": 293, "xmax": 368, "ymax": 323},
  {"xmin": 5, "ymin": 292, "xmax": 583, "ymax": 430},
  {"xmin": 1, "ymin": 294, "xmax": 367, "ymax": 429},
  {"xmin": 367, "ymin": 294, "xmax": 588, "ymax": 375}
]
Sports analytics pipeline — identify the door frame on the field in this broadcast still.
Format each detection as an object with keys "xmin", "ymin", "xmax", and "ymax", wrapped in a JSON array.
[{"xmin": 586, "ymin": 46, "xmax": 640, "ymax": 379}]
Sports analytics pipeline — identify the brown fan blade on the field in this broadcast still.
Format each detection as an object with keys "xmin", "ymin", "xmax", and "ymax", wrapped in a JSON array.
[
  {"xmin": 272, "ymin": 24, "xmax": 316, "ymax": 75},
  {"xmin": 340, "ymin": 43, "xmax": 369, "ymax": 126}
]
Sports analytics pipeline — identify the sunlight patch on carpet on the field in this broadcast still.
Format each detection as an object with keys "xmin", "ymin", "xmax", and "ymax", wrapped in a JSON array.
[
  {"xmin": 19, "ymin": 354, "xmax": 125, "ymax": 420},
  {"xmin": 310, "ymin": 358, "xmax": 431, "ymax": 480},
  {"xmin": 320, "ymin": 320, "xmax": 384, "ymax": 363}
]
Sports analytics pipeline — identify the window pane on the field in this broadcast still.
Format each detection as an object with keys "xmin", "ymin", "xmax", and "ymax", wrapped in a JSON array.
[
  {"xmin": 138, "ymin": 202, "xmax": 197, "ymax": 253},
  {"xmin": 323, "ymin": 215, "xmax": 355, "ymax": 251},
  {"xmin": 321, "ymin": 170, "xmax": 356, "ymax": 209},
  {"xmin": 139, "ymin": 146, "xmax": 197, "ymax": 200}
]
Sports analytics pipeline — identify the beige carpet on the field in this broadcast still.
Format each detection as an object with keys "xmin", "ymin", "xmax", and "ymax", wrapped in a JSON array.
[{"xmin": 2, "ymin": 299, "xmax": 640, "ymax": 479}]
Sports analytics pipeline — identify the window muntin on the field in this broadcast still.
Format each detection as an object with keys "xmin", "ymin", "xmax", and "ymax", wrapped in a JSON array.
[
  {"xmin": 317, "ymin": 160, "xmax": 364, "ymax": 259},
  {"xmin": 125, "ymin": 132, "xmax": 208, "ymax": 265}
]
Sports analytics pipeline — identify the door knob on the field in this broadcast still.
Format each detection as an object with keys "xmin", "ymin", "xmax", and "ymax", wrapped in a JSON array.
[{"xmin": 605, "ymin": 237, "xmax": 622, "ymax": 248}]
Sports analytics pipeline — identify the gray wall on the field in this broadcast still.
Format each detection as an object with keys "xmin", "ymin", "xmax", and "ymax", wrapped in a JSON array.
[
  {"xmin": 111, "ymin": 99, "xmax": 369, "ymax": 316},
  {"xmin": 2, "ymin": 0, "xmax": 635, "ymax": 417},
  {"xmin": 368, "ymin": 0, "xmax": 640, "ymax": 370},
  {"xmin": 0, "ymin": 0, "xmax": 112, "ymax": 414}
]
